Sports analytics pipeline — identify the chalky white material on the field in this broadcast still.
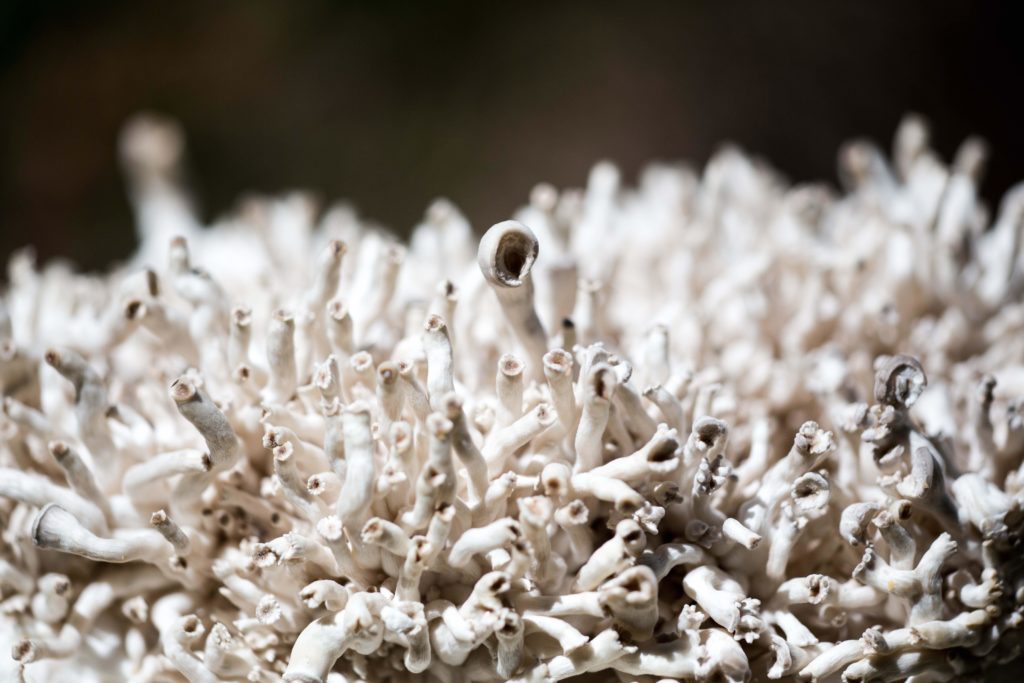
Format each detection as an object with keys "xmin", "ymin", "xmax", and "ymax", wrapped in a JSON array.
[{"xmin": 2, "ymin": 113, "xmax": 1023, "ymax": 682}]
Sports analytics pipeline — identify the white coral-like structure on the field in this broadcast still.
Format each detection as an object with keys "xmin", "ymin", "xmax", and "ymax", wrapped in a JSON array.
[{"xmin": 2, "ymin": 113, "xmax": 1024, "ymax": 682}]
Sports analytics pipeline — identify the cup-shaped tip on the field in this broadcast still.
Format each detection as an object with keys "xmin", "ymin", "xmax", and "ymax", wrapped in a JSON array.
[{"xmin": 478, "ymin": 220, "xmax": 539, "ymax": 288}]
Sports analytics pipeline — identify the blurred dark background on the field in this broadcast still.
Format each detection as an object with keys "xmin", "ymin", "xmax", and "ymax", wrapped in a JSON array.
[{"xmin": 1, "ymin": 0, "xmax": 1023, "ymax": 271}]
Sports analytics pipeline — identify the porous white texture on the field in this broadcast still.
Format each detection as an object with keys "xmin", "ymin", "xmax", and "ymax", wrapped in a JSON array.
[{"xmin": 1, "ymin": 114, "xmax": 1024, "ymax": 682}]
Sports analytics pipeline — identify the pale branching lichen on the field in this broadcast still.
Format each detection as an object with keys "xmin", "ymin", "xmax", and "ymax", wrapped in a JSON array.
[{"xmin": 1, "ymin": 113, "xmax": 1024, "ymax": 682}]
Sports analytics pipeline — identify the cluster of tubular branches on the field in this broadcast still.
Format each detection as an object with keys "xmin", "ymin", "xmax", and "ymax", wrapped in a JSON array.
[{"xmin": 2, "ymin": 113, "xmax": 1024, "ymax": 682}]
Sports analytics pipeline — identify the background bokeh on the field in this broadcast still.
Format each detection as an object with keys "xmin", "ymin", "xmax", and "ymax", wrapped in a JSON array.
[{"xmin": 1, "ymin": 0, "xmax": 1023, "ymax": 271}]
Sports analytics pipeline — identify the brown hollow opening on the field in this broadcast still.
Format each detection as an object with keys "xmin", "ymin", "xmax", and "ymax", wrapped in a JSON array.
[
  {"xmin": 696, "ymin": 420, "xmax": 723, "ymax": 446},
  {"xmin": 495, "ymin": 231, "xmax": 537, "ymax": 285},
  {"xmin": 145, "ymin": 270, "xmax": 160, "ymax": 297},
  {"xmin": 649, "ymin": 440, "xmax": 678, "ymax": 462},
  {"xmin": 12, "ymin": 640, "xmax": 35, "ymax": 662},
  {"xmin": 622, "ymin": 529, "xmax": 643, "ymax": 544},
  {"xmin": 125, "ymin": 299, "xmax": 143, "ymax": 319}
]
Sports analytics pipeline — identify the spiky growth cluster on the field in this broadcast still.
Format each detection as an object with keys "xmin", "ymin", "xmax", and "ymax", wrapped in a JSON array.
[{"xmin": 2, "ymin": 113, "xmax": 1024, "ymax": 682}]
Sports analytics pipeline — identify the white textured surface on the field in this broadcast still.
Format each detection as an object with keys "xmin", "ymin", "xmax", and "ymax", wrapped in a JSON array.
[{"xmin": 2, "ymin": 114, "xmax": 1024, "ymax": 681}]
